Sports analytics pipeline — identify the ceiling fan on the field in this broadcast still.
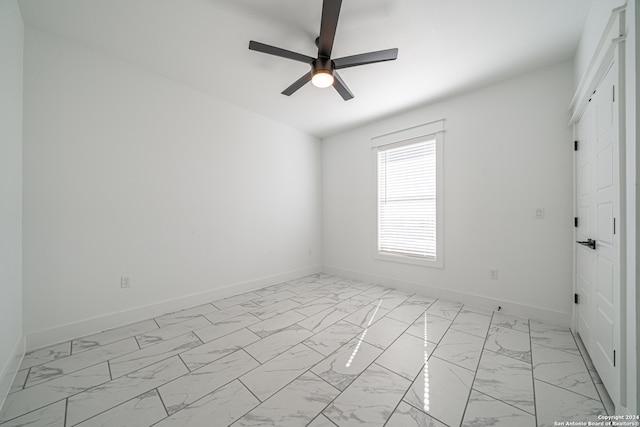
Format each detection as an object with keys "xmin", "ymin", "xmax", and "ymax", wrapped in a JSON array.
[{"xmin": 248, "ymin": 0, "xmax": 398, "ymax": 101}]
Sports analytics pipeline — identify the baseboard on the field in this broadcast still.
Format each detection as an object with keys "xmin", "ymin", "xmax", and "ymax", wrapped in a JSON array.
[
  {"xmin": 0, "ymin": 335, "xmax": 25, "ymax": 412},
  {"xmin": 323, "ymin": 265, "xmax": 572, "ymax": 327},
  {"xmin": 25, "ymin": 265, "xmax": 322, "ymax": 351},
  {"xmin": 24, "ymin": 263, "xmax": 571, "ymax": 351}
]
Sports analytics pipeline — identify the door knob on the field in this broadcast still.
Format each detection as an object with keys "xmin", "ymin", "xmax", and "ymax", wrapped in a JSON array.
[{"xmin": 576, "ymin": 238, "xmax": 597, "ymax": 250}]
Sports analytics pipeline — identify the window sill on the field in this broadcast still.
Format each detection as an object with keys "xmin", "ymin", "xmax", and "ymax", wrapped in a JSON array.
[{"xmin": 374, "ymin": 252, "xmax": 444, "ymax": 269}]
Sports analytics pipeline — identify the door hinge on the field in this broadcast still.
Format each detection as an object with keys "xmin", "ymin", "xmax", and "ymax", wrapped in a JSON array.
[
  {"xmin": 574, "ymin": 140, "xmax": 579, "ymax": 151},
  {"xmin": 574, "ymin": 293, "xmax": 579, "ymax": 304},
  {"xmin": 613, "ymin": 218, "xmax": 616, "ymax": 234},
  {"xmin": 613, "ymin": 350, "xmax": 616, "ymax": 367},
  {"xmin": 613, "ymin": 85, "xmax": 615, "ymax": 102},
  {"xmin": 574, "ymin": 217, "xmax": 579, "ymax": 227}
]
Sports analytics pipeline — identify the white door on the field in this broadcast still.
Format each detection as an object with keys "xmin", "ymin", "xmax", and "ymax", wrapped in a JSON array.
[
  {"xmin": 575, "ymin": 58, "xmax": 620, "ymax": 403},
  {"xmin": 575, "ymin": 99, "xmax": 594, "ymax": 347}
]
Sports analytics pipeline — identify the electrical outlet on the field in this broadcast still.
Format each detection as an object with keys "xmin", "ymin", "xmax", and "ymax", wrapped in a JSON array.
[
  {"xmin": 121, "ymin": 277, "xmax": 131, "ymax": 288},
  {"xmin": 535, "ymin": 208, "xmax": 545, "ymax": 219},
  {"xmin": 489, "ymin": 269, "xmax": 498, "ymax": 280}
]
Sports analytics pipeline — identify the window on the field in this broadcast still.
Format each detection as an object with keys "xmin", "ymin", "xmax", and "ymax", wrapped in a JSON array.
[{"xmin": 373, "ymin": 120, "xmax": 443, "ymax": 267}]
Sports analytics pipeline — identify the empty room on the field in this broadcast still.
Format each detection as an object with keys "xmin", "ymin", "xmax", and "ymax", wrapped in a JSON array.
[{"xmin": 0, "ymin": 0, "xmax": 637, "ymax": 426}]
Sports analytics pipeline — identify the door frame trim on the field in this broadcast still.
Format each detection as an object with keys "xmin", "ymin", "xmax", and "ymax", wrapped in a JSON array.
[
  {"xmin": 570, "ymin": 5, "xmax": 626, "ymax": 124},
  {"xmin": 570, "ymin": 4, "xmax": 627, "ymax": 408}
]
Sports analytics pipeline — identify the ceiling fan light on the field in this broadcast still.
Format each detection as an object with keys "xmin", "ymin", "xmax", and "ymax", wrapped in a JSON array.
[{"xmin": 311, "ymin": 71, "xmax": 334, "ymax": 88}]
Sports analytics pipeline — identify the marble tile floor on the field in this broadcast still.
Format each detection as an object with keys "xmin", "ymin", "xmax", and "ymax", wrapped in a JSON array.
[{"xmin": 1, "ymin": 274, "xmax": 612, "ymax": 427}]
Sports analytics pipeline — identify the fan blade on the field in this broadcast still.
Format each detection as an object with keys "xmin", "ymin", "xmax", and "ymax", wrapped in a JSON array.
[
  {"xmin": 333, "ymin": 71, "xmax": 354, "ymax": 100},
  {"xmin": 282, "ymin": 71, "xmax": 312, "ymax": 96},
  {"xmin": 249, "ymin": 40, "xmax": 314, "ymax": 64},
  {"xmin": 318, "ymin": 0, "xmax": 342, "ymax": 58},
  {"xmin": 333, "ymin": 48, "xmax": 398, "ymax": 69}
]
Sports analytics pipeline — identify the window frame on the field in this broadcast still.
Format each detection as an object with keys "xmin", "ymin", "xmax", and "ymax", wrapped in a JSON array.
[{"xmin": 372, "ymin": 121, "xmax": 444, "ymax": 268}]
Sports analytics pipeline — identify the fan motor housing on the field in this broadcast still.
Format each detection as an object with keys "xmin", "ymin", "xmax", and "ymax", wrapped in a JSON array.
[{"xmin": 312, "ymin": 57, "xmax": 334, "ymax": 75}]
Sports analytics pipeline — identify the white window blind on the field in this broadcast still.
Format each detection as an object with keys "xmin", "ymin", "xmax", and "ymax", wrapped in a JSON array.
[{"xmin": 377, "ymin": 137, "xmax": 437, "ymax": 259}]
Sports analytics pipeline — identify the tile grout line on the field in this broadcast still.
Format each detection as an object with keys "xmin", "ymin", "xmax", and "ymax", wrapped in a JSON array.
[
  {"xmin": 381, "ymin": 368, "xmax": 416, "ymax": 427},
  {"xmin": 176, "ymin": 353, "xmax": 191, "ymax": 373},
  {"xmin": 74, "ymin": 389, "xmax": 162, "ymax": 427},
  {"xmin": 63, "ymin": 398, "xmax": 69, "ymax": 427},
  {"xmin": 472, "ymin": 388, "xmax": 535, "ymax": 417},
  {"xmin": 399, "ymin": 399, "xmax": 450, "ymax": 426},
  {"xmin": 165, "ymin": 375, "xmax": 254, "ymax": 422},
  {"xmin": 572, "ymin": 332, "xmax": 612, "ymax": 414},
  {"xmin": 529, "ymin": 318, "xmax": 539, "ymax": 426},
  {"xmin": 297, "ymin": 370, "xmax": 343, "ymax": 423},
  {"xmin": 308, "ymin": 367, "xmax": 344, "ymax": 395},
  {"xmin": 24, "ymin": 357, "xmax": 122, "ymax": 390},
  {"xmin": 450, "ymin": 306, "xmax": 492, "ymax": 426},
  {"xmin": 193, "ymin": 332, "xmax": 205, "ymax": 347},
  {"xmin": 237, "ymin": 371, "xmax": 280, "ymax": 404},
  {"xmin": 67, "ymin": 378, "xmax": 167, "ymax": 425},
  {"xmin": 192, "ymin": 314, "xmax": 262, "ymax": 345},
  {"xmin": 21, "ymin": 367, "xmax": 31, "ymax": 392},
  {"xmin": 21, "ymin": 344, "xmax": 73, "ymax": 371},
  {"xmin": 155, "ymin": 387, "xmax": 171, "ymax": 418},
  {"xmin": 570, "ymin": 331, "xmax": 607, "ymax": 404},
  {"xmin": 241, "ymin": 331, "xmax": 313, "ymax": 366},
  {"xmin": 535, "ymin": 377, "xmax": 608, "ymax": 402},
  {"xmin": 230, "ymin": 378, "xmax": 262, "ymax": 421},
  {"xmin": 242, "ymin": 348, "xmax": 264, "ymax": 367},
  {"xmin": 71, "ymin": 321, "xmax": 162, "ymax": 357},
  {"xmin": 307, "ymin": 413, "xmax": 340, "ymax": 427},
  {"xmin": 481, "ymin": 347, "xmax": 531, "ymax": 365},
  {"xmin": 533, "ymin": 339, "xmax": 584, "ymax": 357}
]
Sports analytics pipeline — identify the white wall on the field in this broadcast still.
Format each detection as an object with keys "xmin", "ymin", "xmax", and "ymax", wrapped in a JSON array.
[
  {"xmin": 0, "ymin": 0, "xmax": 24, "ymax": 408},
  {"xmin": 574, "ymin": 0, "xmax": 637, "ymax": 414},
  {"xmin": 22, "ymin": 28, "xmax": 322, "ymax": 349},
  {"xmin": 323, "ymin": 61, "xmax": 574, "ymax": 324}
]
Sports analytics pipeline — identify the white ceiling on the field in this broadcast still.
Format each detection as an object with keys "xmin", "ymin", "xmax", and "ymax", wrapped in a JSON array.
[{"xmin": 18, "ymin": 0, "xmax": 593, "ymax": 138}]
